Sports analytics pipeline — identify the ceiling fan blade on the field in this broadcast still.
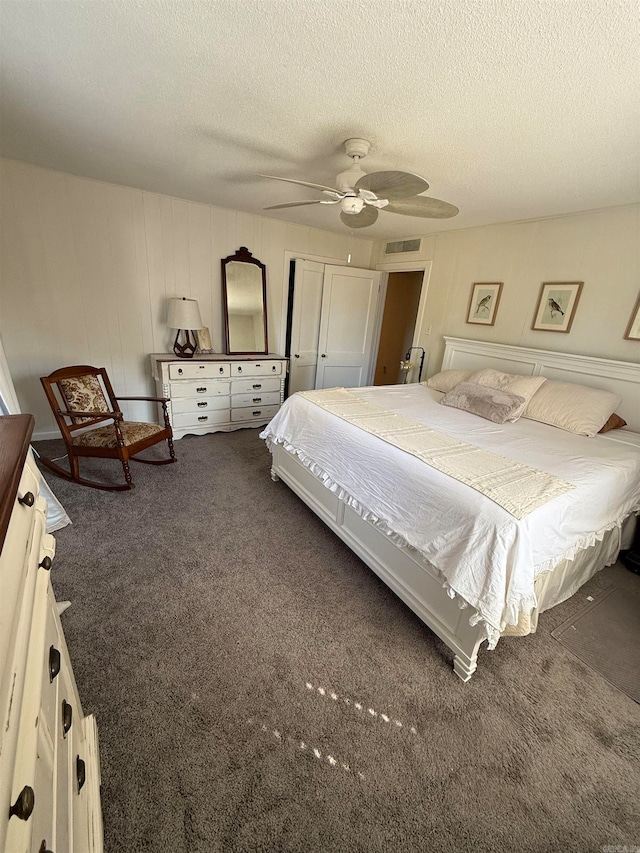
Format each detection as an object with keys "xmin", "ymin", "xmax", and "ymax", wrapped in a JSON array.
[
  {"xmin": 355, "ymin": 170, "xmax": 429, "ymax": 199},
  {"xmin": 258, "ymin": 174, "xmax": 340, "ymax": 194},
  {"xmin": 384, "ymin": 196, "xmax": 459, "ymax": 218},
  {"xmin": 263, "ymin": 200, "xmax": 323, "ymax": 210},
  {"xmin": 340, "ymin": 206, "xmax": 379, "ymax": 228}
]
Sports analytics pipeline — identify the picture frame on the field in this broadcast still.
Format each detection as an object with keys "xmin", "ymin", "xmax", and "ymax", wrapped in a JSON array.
[
  {"xmin": 195, "ymin": 326, "xmax": 214, "ymax": 353},
  {"xmin": 532, "ymin": 282, "xmax": 583, "ymax": 333},
  {"xmin": 466, "ymin": 282, "xmax": 503, "ymax": 326},
  {"xmin": 624, "ymin": 293, "xmax": 640, "ymax": 341}
]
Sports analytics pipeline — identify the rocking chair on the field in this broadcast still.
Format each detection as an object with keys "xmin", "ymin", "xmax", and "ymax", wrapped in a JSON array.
[{"xmin": 40, "ymin": 365, "xmax": 176, "ymax": 491}]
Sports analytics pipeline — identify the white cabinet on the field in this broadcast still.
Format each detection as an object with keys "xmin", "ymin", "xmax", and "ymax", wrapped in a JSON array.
[
  {"xmin": 150, "ymin": 354, "xmax": 287, "ymax": 439},
  {"xmin": 0, "ymin": 414, "xmax": 103, "ymax": 853}
]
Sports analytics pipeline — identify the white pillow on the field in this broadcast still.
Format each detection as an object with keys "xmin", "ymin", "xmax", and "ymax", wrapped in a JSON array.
[
  {"xmin": 523, "ymin": 380, "xmax": 623, "ymax": 436},
  {"xmin": 469, "ymin": 369, "xmax": 547, "ymax": 420},
  {"xmin": 424, "ymin": 369, "xmax": 473, "ymax": 393}
]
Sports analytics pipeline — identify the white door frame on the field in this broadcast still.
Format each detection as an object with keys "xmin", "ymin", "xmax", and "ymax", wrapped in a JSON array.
[
  {"xmin": 279, "ymin": 251, "xmax": 347, "ymax": 355},
  {"xmin": 373, "ymin": 259, "xmax": 433, "ymax": 381}
]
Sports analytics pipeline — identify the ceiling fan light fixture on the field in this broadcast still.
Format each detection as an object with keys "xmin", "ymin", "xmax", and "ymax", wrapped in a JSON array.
[{"xmin": 341, "ymin": 196, "xmax": 365, "ymax": 215}]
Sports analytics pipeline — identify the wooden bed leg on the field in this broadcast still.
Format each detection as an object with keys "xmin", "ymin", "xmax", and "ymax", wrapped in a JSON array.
[
  {"xmin": 453, "ymin": 652, "xmax": 478, "ymax": 682},
  {"xmin": 270, "ymin": 468, "xmax": 280, "ymax": 482}
]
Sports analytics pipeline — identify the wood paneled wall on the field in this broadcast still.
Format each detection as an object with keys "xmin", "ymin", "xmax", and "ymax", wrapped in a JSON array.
[{"xmin": 0, "ymin": 160, "xmax": 373, "ymax": 437}]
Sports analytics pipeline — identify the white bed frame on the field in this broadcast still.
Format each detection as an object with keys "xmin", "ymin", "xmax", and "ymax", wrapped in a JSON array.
[{"xmin": 270, "ymin": 339, "xmax": 640, "ymax": 681}]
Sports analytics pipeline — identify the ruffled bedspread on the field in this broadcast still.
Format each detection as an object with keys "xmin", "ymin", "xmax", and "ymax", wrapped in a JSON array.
[{"xmin": 261, "ymin": 385, "xmax": 640, "ymax": 648}]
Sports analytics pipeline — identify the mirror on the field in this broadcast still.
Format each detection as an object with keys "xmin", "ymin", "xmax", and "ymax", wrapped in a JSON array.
[{"xmin": 221, "ymin": 247, "xmax": 268, "ymax": 354}]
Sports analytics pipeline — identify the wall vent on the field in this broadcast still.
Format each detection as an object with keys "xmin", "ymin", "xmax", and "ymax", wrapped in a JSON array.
[{"xmin": 384, "ymin": 238, "xmax": 421, "ymax": 255}]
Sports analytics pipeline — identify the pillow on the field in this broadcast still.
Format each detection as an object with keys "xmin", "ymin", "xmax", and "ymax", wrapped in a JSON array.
[
  {"xmin": 424, "ymin": 369, "xmax": 473, "ymax": 393},
  {"xmin": 469, "ymin": 368, "xmax": 547, "ymax": 420},
  {"xmin": 440, "ymin": 382, "xmax": 527, "ymax": 424},
  {"xmin": 599, "ymin": 413, "xmax": 627, "ymax": 433},
  {"xmin": 523, "ymin": 380, "xmax": 622, "ymax": 436}
]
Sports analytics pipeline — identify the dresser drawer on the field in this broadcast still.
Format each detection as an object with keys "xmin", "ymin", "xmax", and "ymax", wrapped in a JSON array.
[
  {"xmin": 171, "ymin": 396, "xmax": 230, "ymax": 415},
  {"xmin": 168, "ymin": 362, "xmax": 230, "ymax": 379},
  {"xmin": 231, "ymin": 377, "xmax": 281, "ymax": 395},
  {"xmin": 231, "ymin": 404, "xmax": 280, "ymax": 423},
  {"xmin": 232, "ymin": 391, "xmax": 280, "ymax": 408},
  {"xmin": 169, "ymin": 380, "xmax": 230, "ymax": 399},
  {"xmin": 4, "ymin": 723, "xmax": 55, "ymax": 853},
  {"xmin": 229, "ymin": 361, "xmax": 283, "ymax": 378},
  {"xmin": 172, "ymin": 409, "xmax": 230, "ymax": 429}
]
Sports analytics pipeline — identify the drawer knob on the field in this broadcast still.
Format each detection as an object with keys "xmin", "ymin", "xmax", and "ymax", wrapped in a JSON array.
[
  {"xmin": 178, "ymin": 368, "xmax": 183, "ymax": 375},
  {"xmin": 197, "ymin": 401, "xmax": 208, "ymax": 408},
  {"xmin": 9, "ymin": 785, "xmax": 35, "ymax": 821},
  {"xmin": 252, "ymin": 397, "xmax": 262, "ymax": 403},
  {"xmin": 62, "ymin": 699, "xmax": 73, "ymax": 736},
  {"xmin": 294, "ymin": 354, "xmax": 300, "ymax": 358},
  {"xmin": 252, "ymin": 410, "xmax": 262, "ymax": 416},
  {"xmin": 76, "ymin": 755, "xmax": 86, "ymax": 793},
  {"xmin": 197, "ymin": 416, "xmax": 209, "ymax": 422},
  {"xmin": 40, "ymin": 556, "xmax": 52, "ymax": 571},
  {"xmin": 196, "ymin": 387, "xmax": 207, "ymax": 393},
  {"xmin": 252, "ymin": 384, "xmax": 262, "ymax": 390},
  {"xmin": 272, "ymin": 366, "xmax": 277, "ymax": 371},
  {"xmin": 219, "ymin": 367, "xmax": 224, "ymax": 373},
  {"xmin": 49, "ymin": 645, "xmax": 61, "ymax": 681},
  {"xmin": 39, "ymin": 842, "xmax": 53, "ymax": 853},
  {"xmin": 18, "ymin": 491, "xmax": 35, "ymax": 507}
]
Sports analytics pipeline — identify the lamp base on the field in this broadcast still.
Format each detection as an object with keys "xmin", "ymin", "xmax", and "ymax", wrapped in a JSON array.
[{"xmin": 173, "ymin": 330, "xmax": 197, "ymax": 358}]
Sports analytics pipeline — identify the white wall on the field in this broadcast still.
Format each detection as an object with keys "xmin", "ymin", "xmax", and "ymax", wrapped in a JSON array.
[
  {"xmin": 372, "ymin": 205, "xmax": 640, "ymax": 374},
  {"xmin": 0, "ymin": 160, "xmax": 373, "ymax": 437}
]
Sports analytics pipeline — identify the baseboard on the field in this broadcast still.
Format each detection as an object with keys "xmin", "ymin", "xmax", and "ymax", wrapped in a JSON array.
[{"xmin": 32, "ymin": 429, "xmax": 62, "ymax": 441}]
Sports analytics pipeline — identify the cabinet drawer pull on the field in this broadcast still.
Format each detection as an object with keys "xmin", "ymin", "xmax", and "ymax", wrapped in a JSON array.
[
  {"xmin": 252, "ymin": 397, "xmax": 262, "ymax": 403},
  {"xmin": 9, "ymin": 785, "xmax": 35, "ymax": 821},
  {"xmin": 49, "ymin": 645, "xmax": 61, "ymax": 681},
  {"xmin": 219, "ymin": 367, "xmax": 224, "ymax": 373},
  {"xmin": 237, "ymin": 366, "xmax": 243, "ymax": 373},
  {"xmin": 62, "ymin": 699, "xmax": 73, "ymax": 736},
  {"xmin": 197, "ymin": 416, "xmax": 209, "ymax": 422},
  {"xmin": 39, "ymin": 842, "xmax": 53, "ymax": 853},
  {"xmin": 39, "ymin": 556, "xmax": 52, "ymax": 571},
  {"xmin": 252, "ymin": 410, "xmax": 262, "ymax": 416},
  {"xmin": 272, "ymin": 365, "xmax": 277, "ymax": 371},
  {"xmin": 197, "ymin": 401, "xmax": 208, "ymax": 408},
  {"xmin": 177, "ymin": 368, "xmax": 184, "ymax": 375},
  {"xmin": 196, "ymin": 386, "xmax": 207, "ymax": 393},
  {"xmin": 252, "ymin": 383, "xmax": 262, "ymax": 390},
  {"xmin": 76, "ymin": 755, "xmax": 86, "ymax": 793},
  {"xmin": 18, "ymin": 491, "xmax": 35, "ymax": 507}
]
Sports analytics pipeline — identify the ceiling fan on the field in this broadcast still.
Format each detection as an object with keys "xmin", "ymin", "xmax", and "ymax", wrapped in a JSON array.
[{"xmin": 260, "ymin": 138, "xmax": 458, "ymax": 229}]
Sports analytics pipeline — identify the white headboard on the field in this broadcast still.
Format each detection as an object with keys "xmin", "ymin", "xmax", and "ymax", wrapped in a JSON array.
[{"xmin": 442, "ymin": 337, "xmax": 640, "ymax": 433}]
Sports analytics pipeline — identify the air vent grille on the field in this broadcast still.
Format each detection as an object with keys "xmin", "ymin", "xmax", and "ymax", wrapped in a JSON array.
[{"xmin": 384, "ymin": 239, "xmax": 421, "ymax": 255}]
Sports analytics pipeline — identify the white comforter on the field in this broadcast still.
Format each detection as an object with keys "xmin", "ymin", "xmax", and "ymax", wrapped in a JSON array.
[{"xmin": 262, "ymin": 384, "xmax": 640, "ymax": 644}]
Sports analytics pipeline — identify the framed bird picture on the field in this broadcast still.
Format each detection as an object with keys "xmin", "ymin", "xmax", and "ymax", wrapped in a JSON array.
[
  {"xmin": 466, "ymin": 282, "xmax": 503, "ymax": 326},
  {"xmin": 532, "ymin": 282, "xmax": 583, "ymax": 333}
]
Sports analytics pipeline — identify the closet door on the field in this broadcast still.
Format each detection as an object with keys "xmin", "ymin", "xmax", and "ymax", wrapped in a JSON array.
[
  {"xmin": 314, "ymin": 266, "xmax": 383, "ymax": 389},
  {"xmin": 288, "ymin": 261, "xmax": 324, "ymax": 395}
]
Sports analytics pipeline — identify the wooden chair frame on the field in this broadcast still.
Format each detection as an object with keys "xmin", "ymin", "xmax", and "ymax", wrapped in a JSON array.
[{"xmin": 40, "ymin": 365, "xmax": 176, "ymax": 491}]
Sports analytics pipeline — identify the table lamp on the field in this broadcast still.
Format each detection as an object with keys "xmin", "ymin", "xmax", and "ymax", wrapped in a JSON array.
[{"xmin": 167, "ymin": 297, "xmax": 203, "ymax": 358}]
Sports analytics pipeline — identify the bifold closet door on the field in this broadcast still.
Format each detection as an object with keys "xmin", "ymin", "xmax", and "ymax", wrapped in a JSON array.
[
  {"xmin": 288, "ymin": 260, "xmax": 324, "ymax": 395},
  {"xmin": 314, "ymin": 265, "xmax": 383, "ymax": 389}
]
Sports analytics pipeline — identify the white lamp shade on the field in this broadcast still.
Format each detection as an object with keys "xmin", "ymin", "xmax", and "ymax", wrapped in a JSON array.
[{"xmin": 167, "ymin": 297, "xmax": 203, "ymax": 330}]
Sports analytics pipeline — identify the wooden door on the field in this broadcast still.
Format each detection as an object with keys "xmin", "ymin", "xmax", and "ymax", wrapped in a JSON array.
[
  {"xmin": 288, "ymin": 261, "xmax": 324, "ymax": 395},
  {"xmin": 314, "ymin": 266, "xmax": 383, "ymax": 389}
]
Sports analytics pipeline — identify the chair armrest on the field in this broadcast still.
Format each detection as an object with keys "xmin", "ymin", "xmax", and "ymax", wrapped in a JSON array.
[
  {"xmin": 115, "ymin": 395, "xmax": 170, "ymax": 403},
  {"xmin": 58, "ymin": 408, "xmax": 123, "ymax": 420}
]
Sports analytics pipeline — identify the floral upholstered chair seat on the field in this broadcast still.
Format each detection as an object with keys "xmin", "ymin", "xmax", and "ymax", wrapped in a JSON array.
[{"xmin": 72, "ymin": 421, "xmax": 164, "ymax": 448}]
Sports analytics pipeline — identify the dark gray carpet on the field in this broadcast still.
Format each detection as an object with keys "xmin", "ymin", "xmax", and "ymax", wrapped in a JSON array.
[
  {"xmin": 552, "ymin": 587, "xmax": 640, "ymax": 704},
  {"xmin": 34, "ymin": 430, "xmax": 640, "ymax": 853}
]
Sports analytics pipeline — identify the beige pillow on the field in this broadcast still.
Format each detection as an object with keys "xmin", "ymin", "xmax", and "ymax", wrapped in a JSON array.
[
  {"xmin": 424, "ymin": 369, "xmax": 473, "ymax": 393},
  {"xmin": 440, "ymin": 382, "xmax": 527, "ymax": 424},
  {"xmin": 523, "ymin": 380, "xmax": 622, "ymax": 436},
  {"xmin": 469, "ymin": 369, "xmax": 547, "ymax": 420}
]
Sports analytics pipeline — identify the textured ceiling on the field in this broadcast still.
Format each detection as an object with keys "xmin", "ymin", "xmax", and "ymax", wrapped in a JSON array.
[{"xmin": 1, "ymin": 0, "xmax": 638, "ymax": 240}]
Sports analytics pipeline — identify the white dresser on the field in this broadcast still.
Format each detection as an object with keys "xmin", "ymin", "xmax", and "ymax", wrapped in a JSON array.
[
  {"xmin": 0, "ymin": 415, "xmax": 103, "ymax": 853},
  {"xmin": 150, "ymin": 354, "xmax": 287, "ymax": 439}
]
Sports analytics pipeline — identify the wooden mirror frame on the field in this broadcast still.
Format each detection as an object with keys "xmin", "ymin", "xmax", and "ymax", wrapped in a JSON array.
[{"xmin": 221, "ymin": 247, "xmax": 269, "ymax": 355}]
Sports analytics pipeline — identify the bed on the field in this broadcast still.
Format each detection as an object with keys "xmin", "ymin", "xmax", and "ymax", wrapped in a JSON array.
[{"xmin": 261, "ymin": 338, "xmax": 640, "ymax": 680}]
